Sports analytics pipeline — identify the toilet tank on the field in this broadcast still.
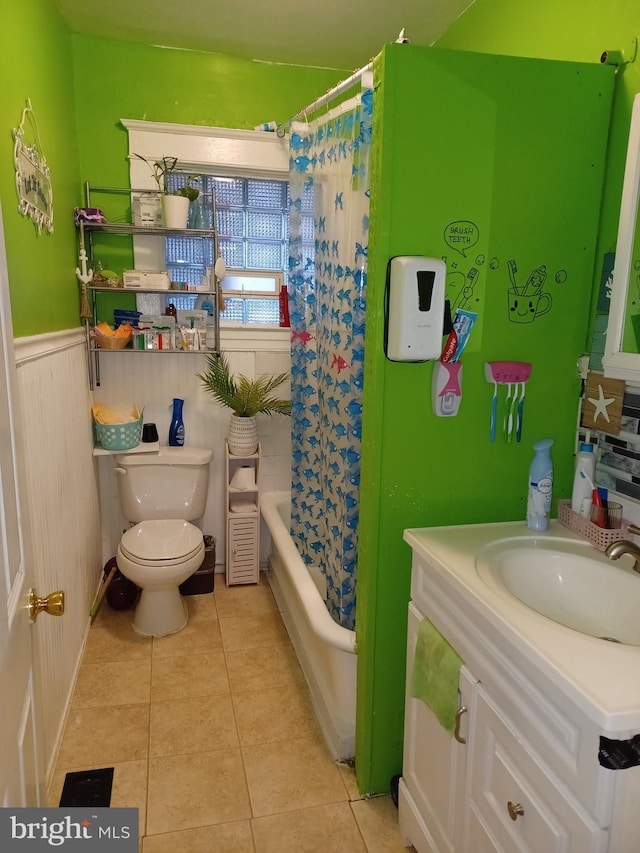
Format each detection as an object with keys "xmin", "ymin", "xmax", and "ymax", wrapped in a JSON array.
[{"xmin": 114, "ymin": 446, "xmax": 213, "ymax": 522}]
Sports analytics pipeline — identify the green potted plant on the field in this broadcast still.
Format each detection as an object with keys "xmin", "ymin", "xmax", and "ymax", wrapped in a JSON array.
[
  {"xmin": 133, "ymin": 154, "xmax": 199, "ymax": 227},
  {"xmin": 197, "ymin": 351, "xmax": 291, "ymax": 454}
]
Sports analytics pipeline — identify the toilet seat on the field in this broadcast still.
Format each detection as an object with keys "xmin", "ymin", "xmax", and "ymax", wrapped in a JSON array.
[{"xmin": 120, "ymin": 519, "xmax": 204, "ymax": 565}]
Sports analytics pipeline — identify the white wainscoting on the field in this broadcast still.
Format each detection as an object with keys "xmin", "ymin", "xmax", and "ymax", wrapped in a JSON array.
[{"xmin": 15, "ymin": 329, "xmax": 102, "ymax": 785}]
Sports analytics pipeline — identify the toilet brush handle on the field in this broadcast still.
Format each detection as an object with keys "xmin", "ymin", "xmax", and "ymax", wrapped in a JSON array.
[{"xmin": 90, "ymin": 565, "xmax": 117, "ymax": 618}]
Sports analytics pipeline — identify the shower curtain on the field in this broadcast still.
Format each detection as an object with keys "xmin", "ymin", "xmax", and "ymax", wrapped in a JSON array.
[{"xmin": 288, "ymin": 88, "xmax": 373, "ymax": 630}]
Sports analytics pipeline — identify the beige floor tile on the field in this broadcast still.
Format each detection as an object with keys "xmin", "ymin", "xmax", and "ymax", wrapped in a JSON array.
[
  {"xmin": 142, "ymin": 820, "xmax": 254, "ymax": 852},
  {"xmin": 338, "ymin": 763, "xmax": 362, "ymax": 801},
  {"xmin": 233, "ymin": 685, "xmax": 320, "ymax": 747},
  {"xmin": 71, "ymin": 660, "xmax": 151, "ymax": 709},
  {"xmin": 252, "ymin": 802, "xmax": 366, "ymax": 853},
  {"xmin": 185, "ymin": 591, "xmax": 218, "ymax": 624},
  {"xmin": 56, "ymin": 704, "xmax": 150, "ymax": 769},
  {"xmin": 151, "ymin": 651, "xmax": 229, "ymax": 702},
  {"xmin": 225, "ymin": 643, "xmax": 304, "ymax": 694},
  {"xmin": 91, "ymin": 603, "xmax": 137, "ymax": 631},
  {"xmin": 150, "ymin": 693, "xmax": 238, "ymax": 757},
  {"xmin": 146, "ymin": 749, "xmax": 251, "ymax": 835},
  {"xmin": 219, "ymin": 612, "xmax": 289, "ymax": 652},
  {"xmin": 350, "ymin": 796, "xmax": 408, "ymax": 853},
  {"xmin": 83, "ymin": 620, "xmax": 152, "ymax": 664},
  {"xmin": 152, "ymin": 617, "xmax": 222, "ymax": 658},
  {"xmin": 215, "ymin": 582, "xmax": 278, "ymax": 620},
  {"xmin": 47, "ymin": 760, "xmax": 148, "ymax": 836},
  {"xmin": 242, "ymin": 736, "xmax": 348, "ymax": 818}
]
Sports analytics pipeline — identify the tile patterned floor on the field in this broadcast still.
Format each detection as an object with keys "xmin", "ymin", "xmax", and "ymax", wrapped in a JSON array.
[{"xmin": 48, "ymin": 575, "xmax": 410, "ymax": 852}]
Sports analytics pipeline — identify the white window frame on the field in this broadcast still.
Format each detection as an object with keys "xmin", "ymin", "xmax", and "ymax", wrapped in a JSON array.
[{"xmin": 122, "ymin": 118, "xmax": 290, "ymax": 349}]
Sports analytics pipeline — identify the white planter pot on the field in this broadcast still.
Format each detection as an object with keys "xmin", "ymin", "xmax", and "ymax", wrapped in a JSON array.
[
  {"xmin": 228, "ymin": 415, "xmax": 258, "ymax": 455},
  {"xmin": 162, "ymin": 194, "xmax": 190, "ymax": 229}
]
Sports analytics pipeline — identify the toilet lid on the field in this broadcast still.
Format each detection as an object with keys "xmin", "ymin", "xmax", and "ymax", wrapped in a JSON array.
[{"xmin": 120, "ymin": 520, "xmax": 204, "ymax": 564}]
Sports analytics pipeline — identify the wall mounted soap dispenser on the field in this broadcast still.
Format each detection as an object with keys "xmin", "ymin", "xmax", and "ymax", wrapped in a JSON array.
[{"xmin": 385, "ymin": 256, "xmax": 446, "ymax": 361}]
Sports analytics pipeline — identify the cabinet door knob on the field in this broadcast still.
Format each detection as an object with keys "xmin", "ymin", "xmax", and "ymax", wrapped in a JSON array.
[
  {"xmin": 454, "ymin": 705, "xmax": 468, "ymax": 744},
  {"xmin": 507, "ymin": 801, "xmax": 524, "ymax": 821}
]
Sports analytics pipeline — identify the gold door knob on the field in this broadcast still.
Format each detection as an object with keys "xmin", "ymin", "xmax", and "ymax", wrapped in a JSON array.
[
  {"xmin": 28, "ymin": 589, "xmax": 65, "ymax": 622},
  {"xmin": 507, "ymin": 801, "xmax": 525, "ymax": 821}
]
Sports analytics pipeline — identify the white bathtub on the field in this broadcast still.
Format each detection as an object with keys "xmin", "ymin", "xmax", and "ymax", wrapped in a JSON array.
[{"xmin": 261, "ymin": 490, "xmax": 357, "ymax": 760}]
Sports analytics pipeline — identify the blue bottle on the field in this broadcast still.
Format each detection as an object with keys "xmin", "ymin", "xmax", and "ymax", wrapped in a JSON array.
[
  {"xmin": 527, "ymin": 438, "xmax": 554, "ymax": 531},
  {"xmin": 169, "ymin": 398, "xmax": 185, "ymax": 446}
]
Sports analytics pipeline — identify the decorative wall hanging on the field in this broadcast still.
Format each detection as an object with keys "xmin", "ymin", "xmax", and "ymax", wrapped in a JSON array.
[
  {"xmin": 581, "ymin": 372, "xmax": 625, "ymax": 435},
  {"xmin": 12, "ymin": 99, "xmax": 53, "ymax": 235}
]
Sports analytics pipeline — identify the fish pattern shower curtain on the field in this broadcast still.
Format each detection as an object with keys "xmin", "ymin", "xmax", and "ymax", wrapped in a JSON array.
[{"xmin": 288, "ymin": 89, "xmax": 373, "ymax": 630}]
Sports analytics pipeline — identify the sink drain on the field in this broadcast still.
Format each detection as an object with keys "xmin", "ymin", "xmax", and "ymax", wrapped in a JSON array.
[{"xmin": 599, "ymin": 636, "xmax": 622, "ymax": 643}]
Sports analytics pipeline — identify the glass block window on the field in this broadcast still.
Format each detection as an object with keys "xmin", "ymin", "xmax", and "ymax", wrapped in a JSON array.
[{"xmin": 164, "ymin": 172, "xmax": 288, "ymax": 324}]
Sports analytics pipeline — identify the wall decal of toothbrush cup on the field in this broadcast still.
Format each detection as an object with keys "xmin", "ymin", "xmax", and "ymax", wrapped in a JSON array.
[
  {"xmin": 485, "ymin": 361, "xmax": 532, "ymax": 442},
  {"xmin": 507, "ymin": 259, "xmax": 553, "ymax": 324}
]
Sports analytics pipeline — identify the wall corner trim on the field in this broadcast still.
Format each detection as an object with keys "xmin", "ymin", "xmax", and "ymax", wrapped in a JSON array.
[{"xmin": 15, "ymin": 328, "xmax": 86, "ymax": 366}]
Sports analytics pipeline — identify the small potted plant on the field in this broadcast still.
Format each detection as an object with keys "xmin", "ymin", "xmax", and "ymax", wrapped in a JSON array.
[
  {"xmin": 133, "ymin": 154, "xmax": 199, "ymax": 228},
  {"xmin": 197, "ymin": 351, "xmax": 291, "ymax": 454}
]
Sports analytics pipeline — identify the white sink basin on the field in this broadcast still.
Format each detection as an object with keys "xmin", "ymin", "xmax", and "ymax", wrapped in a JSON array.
[{"xmin": 475, "ymin": 537, "xmax": 640, "ymax": 645}]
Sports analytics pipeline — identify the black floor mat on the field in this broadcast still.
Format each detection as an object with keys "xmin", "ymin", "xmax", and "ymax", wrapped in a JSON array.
[{"xmin": 59, "ymin": 767, "xmax": 114, "ymax": 806}]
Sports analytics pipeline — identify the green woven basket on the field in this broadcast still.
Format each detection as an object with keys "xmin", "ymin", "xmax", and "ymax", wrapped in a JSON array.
[{"xmin": 94, "ymin": 412, "xmax": 143, "ymax": 451}]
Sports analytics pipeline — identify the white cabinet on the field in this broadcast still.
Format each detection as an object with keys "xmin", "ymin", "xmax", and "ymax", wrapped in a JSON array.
[
  {"xmin": 399, "ymin": 603, "xmax": 475, "ymax": 853},
  {"xmin": 225, "ymin": 443, "xmax": 260, "ymax": 585},
  {"xmin": 466, "ymin": 685, "xmax": 606, "ymax": 852},
  {"xmin": 400, "ymin": 547, "xmax": 612, "ymax": 853}
]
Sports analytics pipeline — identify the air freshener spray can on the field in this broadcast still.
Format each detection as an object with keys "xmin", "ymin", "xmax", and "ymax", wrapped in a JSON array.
[{"xmin": 527, "ymin": 438, "xmax": 554, "ymax": 531}]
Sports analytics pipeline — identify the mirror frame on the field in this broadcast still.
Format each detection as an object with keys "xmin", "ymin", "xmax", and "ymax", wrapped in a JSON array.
[{"xmin": 603, "ymin": 92, "xmax": 640, "ymax": 380}]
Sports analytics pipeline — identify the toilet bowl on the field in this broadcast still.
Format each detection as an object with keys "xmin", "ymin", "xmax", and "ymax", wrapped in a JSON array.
[
  {"xmin": 116, "ymin": 520, "xmax": 205, "ymax": 636},
  {"xmin": 113, "ymin": 446, "xmax": 213, "ymax": 637}
]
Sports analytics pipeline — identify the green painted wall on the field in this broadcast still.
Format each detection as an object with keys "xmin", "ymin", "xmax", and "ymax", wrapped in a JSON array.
[
  {"xmin": 356, "ymin": 44, "xmax": 613, "ymax": 794},
  {"xmin": 436, "ymin": 0, "xmax": 640, "ymax": 346},
  {"xmin": 70, "ymin": 35, "xmax": 345, "ymax": 318},
  {"xmin": 0, "ymin": 17, "xmax": 344, "ymax": 337},
  {"xmin": 0, "ymin": 0, "xmax": 81, "ymax": 336},
  {"xmin": 71, "ymin": 35, "xmax": 344, "ymax": 219}
]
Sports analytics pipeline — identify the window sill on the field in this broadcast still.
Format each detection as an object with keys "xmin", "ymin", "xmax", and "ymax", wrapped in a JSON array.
[{"xmin": 220, "ymin": 325, "xmax": 290, "ymax": 352}]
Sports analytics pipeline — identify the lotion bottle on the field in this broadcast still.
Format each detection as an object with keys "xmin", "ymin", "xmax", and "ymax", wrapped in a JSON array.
[
  {"xmin": 527, "ymin": 438, "xmax": 554, "ymax": 531},
  {"xmin": 168, "ymin": 398, "xmax": 185, "ymax": 446},
  {"xmin": 571, "ymin": 441, "xmax": 595, "ymax": 517}
]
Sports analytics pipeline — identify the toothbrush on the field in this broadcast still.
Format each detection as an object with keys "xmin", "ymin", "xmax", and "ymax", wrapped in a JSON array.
[
  {"xmin": 503, "ymin": 382, "xmax": 513, "ymax": 440},
  {"xmin": 515, "ymin": 381, "xmax": 526, "ymax": 442},
  {"xmin": 489, "ymin": 379, "xmax": 498, "ymax": 442}
]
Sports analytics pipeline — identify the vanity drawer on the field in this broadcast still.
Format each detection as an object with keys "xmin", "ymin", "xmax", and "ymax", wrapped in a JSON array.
[{"xmin": 467, "ymin": 685, "xmax": 608, "ymax": 853}]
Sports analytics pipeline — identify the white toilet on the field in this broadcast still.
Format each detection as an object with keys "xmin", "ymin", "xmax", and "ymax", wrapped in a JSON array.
[{"xmin": 114, "ymin": 446, "xmax": 213, "ymax": 637}]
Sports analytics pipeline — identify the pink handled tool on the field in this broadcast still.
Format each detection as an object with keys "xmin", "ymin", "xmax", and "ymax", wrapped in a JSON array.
[{"xmin": 485, "ymin": 362, "xmax": 532, "ymax": 443}]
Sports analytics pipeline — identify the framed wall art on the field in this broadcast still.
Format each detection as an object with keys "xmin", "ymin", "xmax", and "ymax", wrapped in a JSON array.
[{"xmin": 12, "ymin": 99, "xmax": 53, "ymax": 235}]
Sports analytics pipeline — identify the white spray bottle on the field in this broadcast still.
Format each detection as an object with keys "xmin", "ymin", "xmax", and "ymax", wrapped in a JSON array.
[{"xmin": 527, "ymin": 438, "xmax": 554, "ymax": 531}]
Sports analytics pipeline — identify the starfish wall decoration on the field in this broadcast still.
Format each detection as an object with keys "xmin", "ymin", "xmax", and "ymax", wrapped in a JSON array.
[{"xmin": 581, "ymin": 372, "xmax": 624, "ymax": 436}]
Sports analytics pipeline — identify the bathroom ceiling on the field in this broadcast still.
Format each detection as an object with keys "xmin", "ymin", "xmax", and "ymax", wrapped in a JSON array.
[{"xmin": 54, "ymin": 0, "xmax": 474, "ymax": 70}]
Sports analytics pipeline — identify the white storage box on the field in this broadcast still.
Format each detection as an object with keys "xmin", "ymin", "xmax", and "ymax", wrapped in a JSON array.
[
  {"xmin": 123, "ymin": 270, "xmax": 171, "ymax": 290},
  {"xmin": 131, "ymin": 193, "xmax": 163, "ymax": 227}
]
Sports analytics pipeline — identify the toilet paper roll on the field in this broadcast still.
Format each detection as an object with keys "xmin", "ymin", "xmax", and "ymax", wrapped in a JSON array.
[{"xmin": 230, "ymin": 465, "xmax": 255, "ymax": 490}]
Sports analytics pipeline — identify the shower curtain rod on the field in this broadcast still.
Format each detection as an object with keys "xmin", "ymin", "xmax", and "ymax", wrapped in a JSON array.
[{"xmin": 292, "ymin": 61, "xmax": 373, "ymax": 122}]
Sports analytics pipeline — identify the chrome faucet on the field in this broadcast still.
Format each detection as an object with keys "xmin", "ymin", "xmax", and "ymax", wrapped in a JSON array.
[{"xmin": 605, "ymin": 525, "xmax": 640, "ymax": 573}]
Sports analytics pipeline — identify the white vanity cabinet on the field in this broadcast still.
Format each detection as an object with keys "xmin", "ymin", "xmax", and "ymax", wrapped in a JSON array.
[
  {"xmin": 399, "ymin": 602, "xmax": 475, "ymax": 853},
  {"xmin": 400, "ymin": 525, "xmax": 640, "ymax": 853}
]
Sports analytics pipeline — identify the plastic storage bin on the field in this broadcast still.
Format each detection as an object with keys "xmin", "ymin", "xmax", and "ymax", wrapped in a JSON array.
[{"xmin": 94, "ymin": 412, "xmax": 143, "ymax": 451}]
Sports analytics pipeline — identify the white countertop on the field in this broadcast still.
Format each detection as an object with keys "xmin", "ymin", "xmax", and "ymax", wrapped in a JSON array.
[{"xmin": 404, "ymin": 519, "xmax": 640, "ymax": 736}]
